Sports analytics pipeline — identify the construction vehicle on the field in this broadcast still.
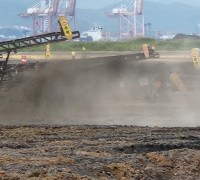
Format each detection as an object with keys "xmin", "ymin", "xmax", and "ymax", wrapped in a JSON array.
[
  {"xmin": 0, "ymin": 16, "xmax": 80, "ymax": 84},
  {"xmin": 142, "ymin": 44, "xmax": 160, "ymax": 59}
]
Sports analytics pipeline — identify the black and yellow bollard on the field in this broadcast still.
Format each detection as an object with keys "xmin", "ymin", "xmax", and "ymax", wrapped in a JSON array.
[{"xmin": 45, "ymin": 44, "xmax": 50, "ymax": 59}]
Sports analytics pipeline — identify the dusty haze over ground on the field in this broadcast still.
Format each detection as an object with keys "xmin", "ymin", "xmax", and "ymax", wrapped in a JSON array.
[{"xmin": 0, "ymin": 54, "xmax": 199, "ymax": 127}]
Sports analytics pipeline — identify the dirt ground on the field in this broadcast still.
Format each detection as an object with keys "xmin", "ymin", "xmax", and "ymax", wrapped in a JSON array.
[
  {"xmin": 0, "ymin": 125, "xmax": 200, "ymax": 180},
  {"xmin": 0, "ymin": 51, "xmax": 200, "ymax": 179}
]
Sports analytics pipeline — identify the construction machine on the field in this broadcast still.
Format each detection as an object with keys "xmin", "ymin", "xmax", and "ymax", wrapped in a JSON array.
[
  {"xmin": 142, "ymin": 44, "xmax": 160, "ymax": 59},
  {"xmin": 0, "ymin": 16, "xmax": 80, "ymax": 85}
]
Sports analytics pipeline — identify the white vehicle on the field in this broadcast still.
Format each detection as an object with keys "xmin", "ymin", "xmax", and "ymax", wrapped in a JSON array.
[
  {"xmin": 159, "ymin": 35, "xmax": 175, "ymax": 40},
  {"xmin": 80, "ymin": 26, "xmax": 103, "ymax": 42}
]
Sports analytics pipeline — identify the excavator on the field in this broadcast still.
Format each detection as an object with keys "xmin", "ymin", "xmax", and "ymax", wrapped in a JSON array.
[
  {"xmin": 0, "ymin": 16, "xmax": 80, "ymax": 84},
  {"xmin": 142, "ymin": 44, "xmax": 160, "ymax": 59}
]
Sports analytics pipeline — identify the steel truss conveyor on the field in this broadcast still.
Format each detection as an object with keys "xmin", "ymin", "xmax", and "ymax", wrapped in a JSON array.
[
  {"xmin": 0, "ymin": 16, "xmax": 80, "ymax": 84},
  {"xmin": 0, "ymin": 31, "xmax": 79, "ymax": 54}
]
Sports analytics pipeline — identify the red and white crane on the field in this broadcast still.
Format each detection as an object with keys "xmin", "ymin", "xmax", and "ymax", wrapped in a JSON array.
[
  {"xmin": 105, "ymin": 0, "xmax": 144, "ymax": 39},
  {"xmin": 20, "ymin": 0, "xmax": 76, "ymax": 35}
]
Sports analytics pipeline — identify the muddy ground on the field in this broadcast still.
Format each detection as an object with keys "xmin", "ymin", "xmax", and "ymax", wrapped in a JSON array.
[{"xmin": 0, "ymin": 52, "xmax": 200, "ymax": 179}]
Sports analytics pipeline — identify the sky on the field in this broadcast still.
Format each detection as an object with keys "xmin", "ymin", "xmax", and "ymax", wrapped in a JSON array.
[
  {"xmin": 76, "ymin": 0, "xmax": 121, "ymax": 9},
  {"xmin": 76, "ymin": 0, "xmax": 200, "ymax": 9}
]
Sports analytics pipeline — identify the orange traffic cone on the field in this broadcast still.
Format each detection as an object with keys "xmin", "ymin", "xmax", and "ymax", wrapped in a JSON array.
[
  {"xmin": 21, "ymin": 55, "xmax": 27, "ymax": 64},
  {"xmin": 152, "ymin": 44, "xmax": 155, "ymax": 52}
]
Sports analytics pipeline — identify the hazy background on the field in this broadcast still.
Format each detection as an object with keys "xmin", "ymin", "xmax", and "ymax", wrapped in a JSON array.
[
  {"xmin": 0, "ymin": 0, "xmax": 200, "ymax": 38},
  {"xmin": 77, "ymin": 0, "xmax": 200, "ymax": 9}
]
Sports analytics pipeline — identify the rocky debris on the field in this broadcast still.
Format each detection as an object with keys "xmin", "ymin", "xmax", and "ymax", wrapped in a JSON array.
[{"xmin": 0, "ymin": 126, "xmax": 200, "ymax": 179}]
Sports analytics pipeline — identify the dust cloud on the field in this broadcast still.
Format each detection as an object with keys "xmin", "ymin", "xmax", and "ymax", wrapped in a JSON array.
[{"xmin": 0, "ymin": 56, "xmax": 200, "ymax": 127}]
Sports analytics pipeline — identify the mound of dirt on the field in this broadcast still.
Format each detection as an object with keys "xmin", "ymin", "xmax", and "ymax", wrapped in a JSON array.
[{"xmin": 173, "ymin": 33, "xmax": 200, "ymax": 40}]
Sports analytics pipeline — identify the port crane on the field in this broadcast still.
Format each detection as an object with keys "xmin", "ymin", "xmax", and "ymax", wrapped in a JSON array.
[
  {"xmin": 105, "ymin": 0, "xmax": 144, "ymax": 39},
  {"xmin": 20, "ymin": 0, "xmax": 77, "ymax": 35},
  {"xmin": 0, "ymin": 16, "xmax": 80, "ymax": 83}
]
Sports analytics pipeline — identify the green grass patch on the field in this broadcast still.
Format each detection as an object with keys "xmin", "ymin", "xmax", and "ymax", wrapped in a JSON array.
[{"xmin": 20, "ymin": 38, "xmax": 200, "ymax": 52}]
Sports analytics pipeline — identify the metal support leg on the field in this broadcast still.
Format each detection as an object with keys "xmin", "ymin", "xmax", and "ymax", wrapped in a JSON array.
[{"xmin": 0, "ymin": 51, "xmax": 11, "ymax": 83}]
